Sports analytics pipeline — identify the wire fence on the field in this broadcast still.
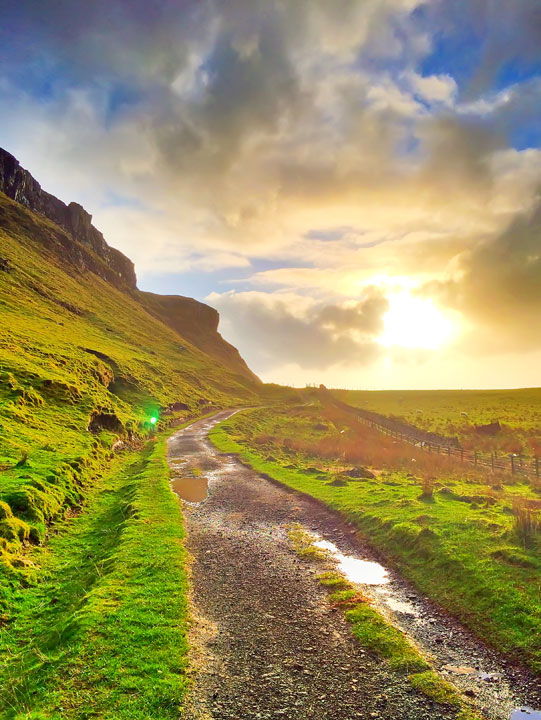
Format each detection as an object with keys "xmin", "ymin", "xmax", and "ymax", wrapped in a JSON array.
[{"xmin": 356, "ymin": 411, "xmax": 540, "ymax": 480}]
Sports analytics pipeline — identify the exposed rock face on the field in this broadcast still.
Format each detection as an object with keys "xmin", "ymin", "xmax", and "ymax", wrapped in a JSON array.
[
  {"xmin": 140, "ymin": 291, "xmax": 261, "ymax": 383},
  {"xmin": 0, "ymin": 148, "xmax": 136, "ymax": 289},
  {"xmin": 0, "ymin": 147, "xmax": 259, "ymax": 383}
]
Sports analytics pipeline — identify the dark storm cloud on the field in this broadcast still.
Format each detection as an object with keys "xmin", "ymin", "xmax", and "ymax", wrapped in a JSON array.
[
  {"xmin": 316, "ymin": 293, "xmax": 390, "ymax": 335},
  {"xmin": 424, "ymin": 0, "xmax": 541, "ymax": 99},
  {"xmin": 0, "ymin": 0, "xmax": 205, "ymax": 83},
  {"xmin": 429, "ymin": 194, "xmax": 541, "ymax": 352}
]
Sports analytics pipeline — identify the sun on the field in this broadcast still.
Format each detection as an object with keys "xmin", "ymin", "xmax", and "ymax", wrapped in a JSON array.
[{"xmin": 378, "ymin": 291, "xmax": 454, "ymax": 350}]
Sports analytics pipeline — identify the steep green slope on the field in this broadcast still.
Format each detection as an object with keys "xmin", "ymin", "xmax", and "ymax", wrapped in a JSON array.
[
  {"xmin": 0, "ymin": 151, "xmax": 267, "ymax": 717},
  {"xmin": 0, "ymin": 189, "xmax": 257, "ymax": 594}
]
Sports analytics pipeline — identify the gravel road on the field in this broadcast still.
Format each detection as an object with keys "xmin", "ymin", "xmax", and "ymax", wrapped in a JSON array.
[{"xmin": 167, "ymin": 411, "xmax": 540, "ymax": 720}]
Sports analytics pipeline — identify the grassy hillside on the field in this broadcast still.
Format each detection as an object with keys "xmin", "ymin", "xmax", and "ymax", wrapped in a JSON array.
[
  {"xmin": 210, "ymin": 399, "xmax": 541, "ymax": 672},
  {"xmin": 0, "ymin": 188, "xmax": 258, "ymax": 594},
  {"xmin": 333, "ymin": 388, "xmax": 541, "ymax": 455},
  {"xmin": 0, "ymin": 186, "xmax": 264, "ymax": 716}
]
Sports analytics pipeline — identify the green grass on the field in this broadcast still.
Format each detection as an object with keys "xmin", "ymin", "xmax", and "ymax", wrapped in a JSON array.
[
  {"xmin": 408, "ymin": 671, "xmax": 461, "ymax": 706},
  {"xmin": 333, "ymin": 388, "xmax": 541, "ymax": 455},
  {"xmin": 0, "ymin": 189, "xmax": 260, "ymax": 588},
  {"xmin": 210, "ymin": 406, "xmax": 541, "ymax": 672},
  {"xmin": 0, "ymin": 436, "xmax": 189, "ymax": 719},
  {"xmin": 345, "ymin": 603, "xmax": 428, "ymax": 673}
]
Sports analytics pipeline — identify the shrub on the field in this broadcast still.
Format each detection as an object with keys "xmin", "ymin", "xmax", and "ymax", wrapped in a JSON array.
[
  {"xmin": 420, "ymin": 476, "xmax": 435, "ymax": 498},
  {"xmin": 512, "ymin": 498, "xmax": 540, "ymax": 548}
]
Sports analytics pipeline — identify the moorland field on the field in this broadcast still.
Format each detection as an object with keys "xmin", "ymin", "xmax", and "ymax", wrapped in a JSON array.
[{"xmin": 333, "ymin": 388, "xmax": 541, "ymax": 456}]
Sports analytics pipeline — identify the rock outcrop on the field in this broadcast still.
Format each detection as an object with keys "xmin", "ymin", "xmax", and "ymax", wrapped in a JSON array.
[
  {"xmin": 140, "ymin": 292, "xmax": 261, "ymax": 383},
  {"xmin": 0, "ymin": 148, "xmax": 136, "ymax": 289}
]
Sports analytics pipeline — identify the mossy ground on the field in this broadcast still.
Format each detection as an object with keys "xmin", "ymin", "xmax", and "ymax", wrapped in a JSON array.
[
  {"xmin": 210, "ymin": 403, "xmax": 541, "ymax": 672},
  {"xmin": 0, "ymin": 436, "xmax": 189, "ymax": 719}
]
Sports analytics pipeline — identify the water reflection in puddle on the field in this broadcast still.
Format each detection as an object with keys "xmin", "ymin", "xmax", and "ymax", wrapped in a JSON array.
[
  {"xmin": 312, "ymin": 537, "xmax": 420, "ymax": 616},
  {"xmin": 313, "ymin": 538, "xmax": 389, "ymax": 585},
  {"xmin": 511, "ymin": 710, "xmax": 541, "ymax": 720},
  {"xmin": 381, "ymin": 595, "xmax": 419, "ymax": 616},
  {"xmin": 171, "ymin": 475, "xmax": 208, "ymax": 503}
]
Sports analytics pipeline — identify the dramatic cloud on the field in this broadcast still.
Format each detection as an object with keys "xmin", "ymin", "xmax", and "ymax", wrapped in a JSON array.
[
  {"xmin": 207, "ymin": 290, "xmax": 389, "ymax": 372},
  {"xmin": 429, "ymin": 194, "xmax": 541, "ymax": 353},
  {"xmin": 1, "ymin": 0, "xmax": 540, "ymax": 387}
]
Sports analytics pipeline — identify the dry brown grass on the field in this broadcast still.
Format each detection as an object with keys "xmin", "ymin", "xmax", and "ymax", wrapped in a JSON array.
[{"xmin": 512, "ymin": 498, "xmax": 540, "ymax": 547}]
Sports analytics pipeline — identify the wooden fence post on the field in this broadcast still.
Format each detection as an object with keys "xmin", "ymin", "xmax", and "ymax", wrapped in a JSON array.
[
  {"xmin": 511, "ymin": 454, "xmax": 515, "ymax": 475},
  {"xmin": 491, "ymin": 453, "xmax": 494, "ymax": 471},
  {"xmin": 461, "ymin": 448, "xmax": 464, "ymax": 463},
  {"xmin": 474, "ymin": 451, "xmax": 477, "ymax": 466},
  {"xmin": 536, "ymin": 456, "xmax": 539, "ymax": 479}
]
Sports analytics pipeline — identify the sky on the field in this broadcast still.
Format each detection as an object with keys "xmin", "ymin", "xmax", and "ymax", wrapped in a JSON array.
[{"xmin": 1, "ymin": 0, "xmax": 540, "ymax": 389}]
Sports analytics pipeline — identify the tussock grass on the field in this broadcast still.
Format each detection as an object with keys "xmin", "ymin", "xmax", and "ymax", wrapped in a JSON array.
[{"xmin": 512, "ymin": 498, "xmax": 540, "ymax": 548}]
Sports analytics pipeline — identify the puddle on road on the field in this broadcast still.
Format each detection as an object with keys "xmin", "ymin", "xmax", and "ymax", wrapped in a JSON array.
[
  {"xmin": 381, "ymin": 595, "xmax": 419, "ymax": 616},
  {"xmin": 171, "ymin": 475, "xmax": 208, "ymax": 503},
  {"xmin": 312, "ymin": 537, "xmax": 420, "ymax": 616},
  {"xmin": 313, "ymin": 538, "xmax": 389, "ymax": 585},
  {"xmin": 511, "ymin": 710, "xmax": 541, "ymax": 720}
]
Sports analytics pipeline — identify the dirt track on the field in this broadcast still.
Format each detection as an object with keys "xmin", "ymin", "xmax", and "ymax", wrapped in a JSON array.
[{"xmin": 167, "ymin": 411, "xmax": 539, "ymax": 720}]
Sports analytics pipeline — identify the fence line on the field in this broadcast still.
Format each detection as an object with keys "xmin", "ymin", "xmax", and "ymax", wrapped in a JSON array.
[{"xmin": 356, "ymin": 412, "xmax": 540, "ymax": 480}]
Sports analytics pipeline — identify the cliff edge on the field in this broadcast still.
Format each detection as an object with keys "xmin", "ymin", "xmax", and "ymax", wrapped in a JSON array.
[
  {"xmin": 0, "ymin": 148, "xmax": 136, "ymax": 289},
  {"xmin": 0, "ymin": 147, "xmax": 260, "ymax": 383}
]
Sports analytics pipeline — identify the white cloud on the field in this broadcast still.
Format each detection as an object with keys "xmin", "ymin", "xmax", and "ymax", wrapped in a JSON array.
[{"xmin": 405, "ymin": 71, "xmax": 457, "ymax": 105}]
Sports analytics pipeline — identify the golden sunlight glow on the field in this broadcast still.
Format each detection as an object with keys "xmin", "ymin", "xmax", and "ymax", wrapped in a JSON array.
[{"xmin": 378, "ymin": 292, "xmax": 454, "ymax": 350}]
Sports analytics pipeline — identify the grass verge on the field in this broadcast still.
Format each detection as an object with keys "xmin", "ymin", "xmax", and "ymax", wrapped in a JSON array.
[
  {"xmin": 0, "ymin": 436, "xmax": 188, "ymax": 720},
  {"xmin": 286, "ymin": 526, "xmax": 482, "ymax": 720}
]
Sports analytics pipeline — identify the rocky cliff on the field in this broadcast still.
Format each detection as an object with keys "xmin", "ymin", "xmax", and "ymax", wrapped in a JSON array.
[
  {"xmin": 0, "ymin": 148, "xmax": 136, "ymax": 288},
  {"xmin": 140, "ymin": 292, "xmax": 260, "ymax": 383},
  {"xmin": 0, "ymin": 147, "xmax": 260, "ymax": 384}
]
